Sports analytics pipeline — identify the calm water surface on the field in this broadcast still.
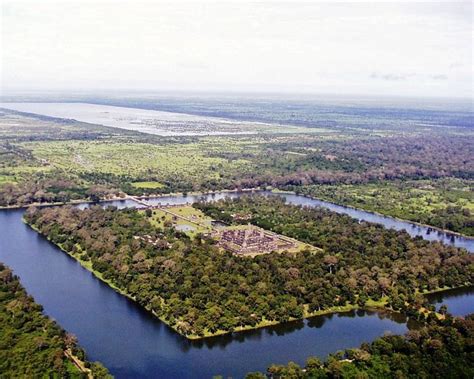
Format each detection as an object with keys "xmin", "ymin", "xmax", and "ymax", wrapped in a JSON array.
[
  {"xmin": 276, "ymin": 192, "xmax": 474, "ymax": 252},
  {"xmin": 0, "ymin": 192, "xmax": 472, "ymax": 378},
  {"xmin": 426, "ymin": 287, "xmax": 474, "ymax": 316}
]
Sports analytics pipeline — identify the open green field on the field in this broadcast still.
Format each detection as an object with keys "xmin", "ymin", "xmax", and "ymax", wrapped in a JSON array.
[
  {"xmin": 0, "ymin": 174, "xmax": 16, "ymax": 184},
  {"xmin": 21, "ymin": 140, "xmax": 247, "ymax": 176},
  {"xmin": 131, "ymin": 181, "xmax": 166, "ymax": 189},
  {"xmin": 145, "ymin": 206, "xmax": 214, "ymax": 237}
]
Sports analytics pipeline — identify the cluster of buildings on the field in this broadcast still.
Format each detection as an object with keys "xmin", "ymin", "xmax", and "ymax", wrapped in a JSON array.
[
  {"xmin": 213, "ymin": 226, "xmax": 295, "ymax": 255},
  {"xmin": 137, "ymin": 203, "xmax": 299, "ymax": 256}
]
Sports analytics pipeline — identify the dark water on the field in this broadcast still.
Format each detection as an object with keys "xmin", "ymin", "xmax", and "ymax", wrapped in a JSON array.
[
  {"xmin": 0, "ymin": 208, "xmax": 411, "ymax": 378},
  {"xmin": 274, "ymin": 192, "xmax": 474, "ymax": 252},
  {"xmin": 1, "ymin": 191, "xmax": 472, "ymax": 378},
  {"xmin": 426, "ymin": 287, "xmax": 474, "ymax": 316}
]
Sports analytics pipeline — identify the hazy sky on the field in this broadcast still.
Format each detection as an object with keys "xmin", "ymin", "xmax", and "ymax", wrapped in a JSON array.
[{"xmin": 1, "ymin": 1, "xmax": 472, "ymax": 98}]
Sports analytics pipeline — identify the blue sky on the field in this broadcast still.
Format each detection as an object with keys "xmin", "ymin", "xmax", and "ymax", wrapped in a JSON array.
[{"xmin": 1, "ymin": 1, "xmax": 472, "ymax": 98}]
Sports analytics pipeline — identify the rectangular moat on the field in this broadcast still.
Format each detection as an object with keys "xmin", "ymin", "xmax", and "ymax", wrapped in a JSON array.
[
  {"xmin": 1, "ymin": 207, "xmax": 472, "ymax": 378},
  {"xmin": 1, "ymin": 191, "xmax": 473, "ymax": 378}
]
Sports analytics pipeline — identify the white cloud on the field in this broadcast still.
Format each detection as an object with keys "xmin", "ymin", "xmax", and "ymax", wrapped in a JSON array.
[{"xmin": 1, "ymin": 1, "xmax": 472, "ymax": 98}]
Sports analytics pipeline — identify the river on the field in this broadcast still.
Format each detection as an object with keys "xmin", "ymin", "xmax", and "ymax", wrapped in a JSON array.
[{"xmin": 0, "ymin": 192, "xmax": 472, "ymax": 378}]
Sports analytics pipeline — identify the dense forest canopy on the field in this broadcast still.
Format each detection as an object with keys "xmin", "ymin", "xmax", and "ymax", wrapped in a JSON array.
[
  {"xmin": 25, "ymin": 199, "xmax": 473, "ymax": 338},
  {"xmin": 0, "ymin": 263, "xmax": 110, "ymax": 378}
]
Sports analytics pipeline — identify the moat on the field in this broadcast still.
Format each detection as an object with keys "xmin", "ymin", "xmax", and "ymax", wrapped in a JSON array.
[{"xmin": 0, "ymin": 192, "xmax": 472, "ymax": 378}]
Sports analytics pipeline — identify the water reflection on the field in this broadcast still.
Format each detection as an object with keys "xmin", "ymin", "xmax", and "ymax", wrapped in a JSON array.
[
  {"xmin": 2, "ymin": 191, "xmax": 473, "ymax": 378},
  {"xmin": 425, "ymin": 287, "xmax": 474, "ymax": 316},
  {"xmin": 182, "ymin": 308, "xmax": 414, "ymax": 352}
]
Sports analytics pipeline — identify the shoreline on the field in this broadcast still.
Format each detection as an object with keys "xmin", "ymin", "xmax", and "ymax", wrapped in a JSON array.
[
  {"xmin": 25, "ymin": 219, "xmax": 331, "ymax": 340},
  {"xmin": 274, "ymin": 189, "xmax": 474, "ymax": 241},
  {"xmin": 3, "ymin": 186, "xmax": 473, "ymax": 241},
  {"xmin": 22, "ymin": 219, "xmax": 473, "ymax": 341},
  {"xmin": 420, "ymin": 285, "xmax": 474, "ymax": 296},
  {"xmin": 0, "ymin": 195, "xmax": 129, "ymax": 210}
]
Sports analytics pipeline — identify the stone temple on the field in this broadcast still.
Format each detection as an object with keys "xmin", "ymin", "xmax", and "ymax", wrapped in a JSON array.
[{"xmin": 214, "ymin": 226, "xmax": 296, "ymax": 255}]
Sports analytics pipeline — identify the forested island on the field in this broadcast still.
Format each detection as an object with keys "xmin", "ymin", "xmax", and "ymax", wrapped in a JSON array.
[
  {"xmin": 246, "ymin": 312, "xmax": 474, "ymax": 378},
  {"xmin": 0, "ymin": 263, "xmax": 111, "ymax": 377},
  {"xmin": 24, "ymin": 197, "xmax": 473, "ymax": 339}
]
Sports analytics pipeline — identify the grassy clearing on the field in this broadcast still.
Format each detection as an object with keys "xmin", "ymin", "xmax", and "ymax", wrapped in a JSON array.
[
  {"xmin": 144, "ymin": 206, "xmax": 214, "ymax": 237},
  {"xmin": 0, "ymin": 174, "xmax": 16, "ymax": 184},
  {"xmin": 131, "ymin": 181, "xmax": 165, "ymax": 189},
  {"xmin": 21, "ymin": 140, "xmax": 252, "ymax": 180}
]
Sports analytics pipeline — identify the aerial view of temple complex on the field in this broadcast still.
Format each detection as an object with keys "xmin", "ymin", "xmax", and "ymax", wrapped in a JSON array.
[
  {"xmin": 212, "ymin": 225, "xmax": 297, "ymax": 256},
  {"xmin": 139, "ymin": 200, "xmax": 302, "ymax": 256}
]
